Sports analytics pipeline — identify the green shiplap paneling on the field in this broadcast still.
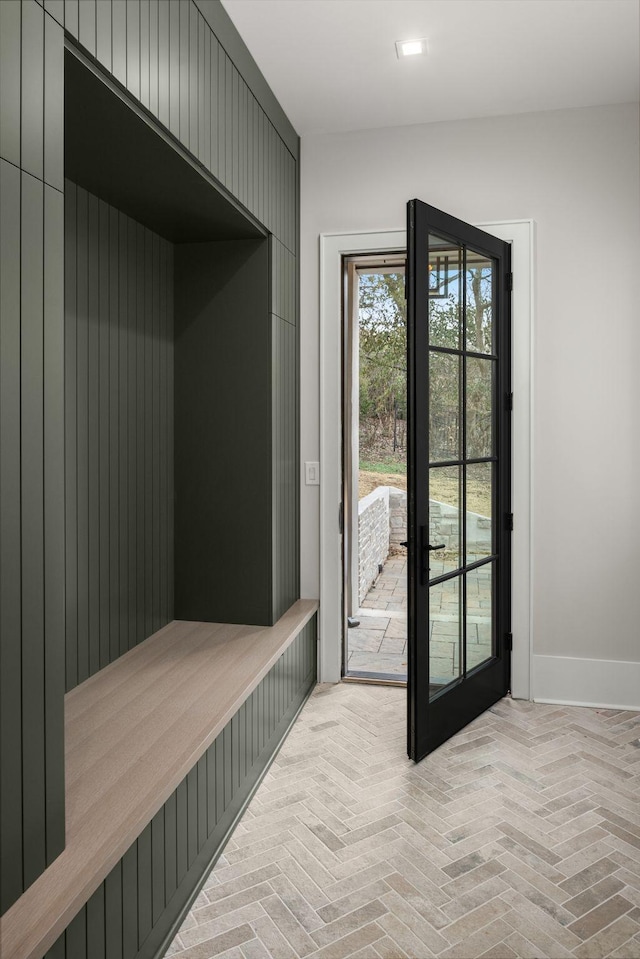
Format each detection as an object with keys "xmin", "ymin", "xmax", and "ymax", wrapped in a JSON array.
[
  {"xmin": 21, "ymin": 0, "xmax": 44, "ymax": 181},
  {"xmin": 157, "ymin": 0, "xmax": 169, "ymax": 128},
  {"xmin": 43, "ymin": 183, "xmax": 66, "ymax": 863},
  {"xmin": 44, "ymin": 10, "xmax": 64, "ymax": 191},
  {"xmin": 44, "ymin": 1, "xmax": 65, "ymax": 26},
  {"xmin": 21, "ymin": 172, "xmax": 47, "ymax": 890},
  {"xmin": 137, "ymin": 824, "xmax": 153, "ymax": 949},
  {"xmin": 168, "ymin": 0, "xmax": 180, "ymax": 139},
  {"xmin": 78, "ymin": 0, "xmax": 96, "ymax": 55},
  {"xmin": 127, "ymin": 0, "xmax": 141, "ymax": 101},
  {"xmin": 122, "ymin": 844, "xmax": 139, "ymax": 959},
  {"xmin": 105, "ymin": 861, "xmax": 124, "ymax": 959},
  {"xmin": 151, "ymin": 808, "xmax": 165, "ymax": 926},
  {"xmin": 64, "ymin": 0, "xmax": 79, "ymax": 39},
  {"xmin": 96, "ymin": 0, "xmax": 112, "ymax": 73},
  {"xmin": 140, "ymin": 0, "xmax": 150, "ymax": 110},
  {"xmin": 163, "ymin": 792, "xmax": 177, "ymax": 907},
  {"xmin": 194, "ymin": 0, "xmax": 298, "ymax": 158},
  {"xmin": 108, "ymin": 205, "xmax": 120, "ymax": 663},
  {"xmin": 44, "ymin": 617, "xmax": 316, "ymax": 959},
  {"xmin": 78, "ymin": 0, "xmax": 298, "ymax": 250},
  {"xmin": 112, "ymin": 0, "xmax": 127, "ymax": 85},
  {"xmin": 186, "ymin": 767, "xmax": 198, "ymax": 869},
  {"xmin": 149, "ymin": 0, "xmax": 159, "ymax": 118},
  {"xmin": 272, "ymin": 314, "xmax": 299, "ymax": 621},
  {"xmin": 65, "ymin": 183, "xmax": 78, "ymax": 689},
  {"xmin": 179, "ymin": 0, "xmax": 189, "ymax": 149},
  {"xmin": 64, "ymin": 183, "xmax": 174, "ymax": 691},
  {"xmin": 76, "ymin": 184, "xmax": 90, "ymax": 684},
  {"xmin": 272, "ymin": 236, "xmax": 296, "ymax": 327},
  {"xmin": 3, "ymin": 0, "xmax": 299, "ymax": 924},
  {"xmin": 117, "ymin": 211, "xmax": 129, "ymax": 659},
  {"xmin": 87, "ymin": 192, "xmax": 100, "ymax": 678},
  {"xmin": 98, "ymin": 200, "xmax": 110, "ymax": 669},
  {"xmin": 0, "ymin": 1, "xmax": 21, "ymax": 167},
  {"xmin": 0, "ymin": 157, "xmax": 24, "ymax": 913},
  {"xmin": 86, "ymin": 885, "xmax": 106, "ymax": 959},
  {"xmin": 188, "ymin": 2, "xmax": 198, "ymax": 157},
  {"xmin": 66, "ymin": 908, "xmax": 87, "ymax": 959}
]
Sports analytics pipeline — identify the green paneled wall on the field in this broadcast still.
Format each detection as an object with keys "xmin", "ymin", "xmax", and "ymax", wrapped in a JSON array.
[
  {"xmin": 0, "ymin": 0, "xmax": 300, "ymax": 922},
  {"xmin": 64, "ymin": 181, "xmax": 174, "ymax": 691},
  {"xmin": 44, "ymin": 617, "xmax": 317, "ymax": 959},
  {"xmin": 0, "ymin": 0, "xmax": 66, "ymax": 914}
]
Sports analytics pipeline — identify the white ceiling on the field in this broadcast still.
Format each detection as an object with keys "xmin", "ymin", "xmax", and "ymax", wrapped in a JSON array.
[{"xmin": 220, "ymin": 0, "xmax": 640, "ymax": 136}]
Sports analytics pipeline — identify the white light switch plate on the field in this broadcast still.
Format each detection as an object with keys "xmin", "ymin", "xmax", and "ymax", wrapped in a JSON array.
[{"xmin": 305, "ymin": 461, "xmax": 320, "ymax": 485}]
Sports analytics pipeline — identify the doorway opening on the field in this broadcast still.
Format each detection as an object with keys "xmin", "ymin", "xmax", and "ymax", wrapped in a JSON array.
[{"xmin": 342, "ymin": 253, "xmax": 408, "ymax": 683}]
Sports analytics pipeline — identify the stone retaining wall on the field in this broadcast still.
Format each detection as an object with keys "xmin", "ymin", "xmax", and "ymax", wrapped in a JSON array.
[
  {"xmin": 358, "ymin": 487, "xmax": 390, "ymax": 605},
  {"xmin": 358, "ymin": 486, "xmax": 491, "ymax": 604},
  {"xmin": 388, "ymin": 487, "xmax": 407, "ymax": 548}
]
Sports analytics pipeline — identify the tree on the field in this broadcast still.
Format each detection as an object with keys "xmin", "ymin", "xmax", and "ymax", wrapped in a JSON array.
[
  {"xmin": 358, "ymin": 272, "xmax": 406, "ymax": 429},
  {"xmin": 357, "ymin": 263, "xmax": 493, "ymax": 459}
]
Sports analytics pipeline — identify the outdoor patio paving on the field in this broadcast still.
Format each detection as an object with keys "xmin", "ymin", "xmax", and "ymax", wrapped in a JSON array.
[{"xmin": 346, "ymin": 553, "xmax": 493, "ymax": 682}]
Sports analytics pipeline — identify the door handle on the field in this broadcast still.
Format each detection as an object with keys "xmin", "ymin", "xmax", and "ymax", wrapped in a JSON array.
[
  {"xmin": 419, "ymin": 526, "xmax": 430, "ymax": 584},
  {"xmin": 420, "ymin": 528, "xmax": 447, "ymax": 584}
]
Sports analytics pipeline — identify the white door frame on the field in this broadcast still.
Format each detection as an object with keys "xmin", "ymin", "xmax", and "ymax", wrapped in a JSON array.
[{"xmin": 319, "ymin": 221, "xmax": 534, "ymax": 699}]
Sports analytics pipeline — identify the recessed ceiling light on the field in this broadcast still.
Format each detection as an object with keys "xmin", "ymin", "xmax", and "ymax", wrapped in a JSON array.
[{"xmin": 395, "ymin": 37, "xmax": 428, "ymax": 59}]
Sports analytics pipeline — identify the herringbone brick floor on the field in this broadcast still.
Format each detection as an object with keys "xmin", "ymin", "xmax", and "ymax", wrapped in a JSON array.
[{"xmin": 165, "ymin": 684, "xmax": 640, "ymax": 959}]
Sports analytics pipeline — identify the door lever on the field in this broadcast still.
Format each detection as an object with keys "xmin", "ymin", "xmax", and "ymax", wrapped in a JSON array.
[{"xmin": 428, "ymin": 543, "xmax": 445, "ymax": 551}]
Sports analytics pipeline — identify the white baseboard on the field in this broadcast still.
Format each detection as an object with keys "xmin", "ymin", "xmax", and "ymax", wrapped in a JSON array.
[{"xmin": 533, "ymin": 654, "xmax": 640, "ymax": 711}]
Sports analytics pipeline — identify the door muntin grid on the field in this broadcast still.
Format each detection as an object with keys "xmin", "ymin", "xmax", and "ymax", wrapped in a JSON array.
[{"xmin": 426, "ymin": 235, "xmax": 497, "ymax": 700}]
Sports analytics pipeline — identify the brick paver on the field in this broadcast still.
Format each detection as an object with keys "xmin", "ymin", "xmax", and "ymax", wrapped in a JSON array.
[{"xmin": 347, "ymin": 555, "xmax": 492, "ymax": 681}]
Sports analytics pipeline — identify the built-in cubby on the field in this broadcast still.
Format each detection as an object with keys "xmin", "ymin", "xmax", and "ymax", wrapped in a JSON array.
[
  {"xmin": 63, "ymin": 48, "xmax": 278, "ymax": 689},
  {"xmin": 0, "ymin": 4, "xmax": 303, "ymax": 949}
]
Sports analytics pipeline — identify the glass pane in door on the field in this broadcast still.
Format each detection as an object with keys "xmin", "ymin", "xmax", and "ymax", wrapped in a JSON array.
[
  {"xmin": 466, "ymin": 563, "xmax": 494, "ymax": 670},
  {"xmin": 465, "ymin": 250, "xmax": 494, "ymax": 353},
  {"xmin": 466, "ymin": 462, "xmax": 493, "ymax": 564},
  {"xmin": 428, "ymin": 235, "xmax": 462, "ymax": 349},
  {"xmin": 428, "ymin": 466, "xmax": 461, "ymax": 575},
  {"xmin": 429, "ymin": 577, "xmax": 461, "ymax": 698},
  {"xmin": 466, "ymin": 357, "xmax": 494, "ymax": 459},
  {"xmin": 429, "ymin": 352, "xmax": 460, "ymax": 461}
]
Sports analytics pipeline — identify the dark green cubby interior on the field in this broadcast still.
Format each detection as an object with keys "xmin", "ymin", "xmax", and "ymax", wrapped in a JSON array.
[{"xmin": 64, "ymin": 49, "xmax": 275, "ymax": 689}]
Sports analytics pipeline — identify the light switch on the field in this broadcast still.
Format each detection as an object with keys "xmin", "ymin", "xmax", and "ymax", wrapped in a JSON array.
[{"xmin": 305, "ymin": 461, "xmax": 320, "ymax": 486}]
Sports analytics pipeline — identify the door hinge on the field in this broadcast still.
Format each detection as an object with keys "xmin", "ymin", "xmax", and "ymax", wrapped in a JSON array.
[
  {"xmin": 505, "ymin": 391, "xmax": 513, "ymax": 411},
  {"xmin": 505, "ymin": 271, "xmax": 513, "ymax": 292},
  {"xmin": 338, "ymin": 502, "xmax": 344, "ymax": 535},
  {"xmin": 505, "ymin": 632, "xmax": 513, "ymax": 651},
  {"xmin": 506, "ymin": 512, "xmax": 514, "ymax": 531}
]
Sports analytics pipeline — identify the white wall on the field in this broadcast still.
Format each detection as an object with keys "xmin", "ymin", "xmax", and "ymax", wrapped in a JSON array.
[{"xmin": 300, "ymin": 103, "xmax": 640, "ymax": 695}]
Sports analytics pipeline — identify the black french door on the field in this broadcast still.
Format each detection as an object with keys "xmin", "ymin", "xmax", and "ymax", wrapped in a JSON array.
[{"xmin": 406, "ymin": 200, "xmax": 512, "ymax": 762}]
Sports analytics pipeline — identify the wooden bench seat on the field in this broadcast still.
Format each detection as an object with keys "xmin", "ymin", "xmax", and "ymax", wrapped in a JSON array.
[{"xmin": 0, "ymin": 600, "xmax": 318, "ymax": 959}]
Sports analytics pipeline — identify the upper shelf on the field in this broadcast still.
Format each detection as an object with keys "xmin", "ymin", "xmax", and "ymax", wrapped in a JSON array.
[
  {"xmin": 0, "ymin": 599, "xmax": 318, "ymax": 959},
  {"xmin": 65, "ymin": 45, "xmax": 265, "ymax": 243}
]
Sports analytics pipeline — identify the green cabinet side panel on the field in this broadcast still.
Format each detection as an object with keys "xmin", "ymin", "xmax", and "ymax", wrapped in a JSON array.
[
  {"xmin": 173, "ymin": 239, "xmax": 272, "ymax": 625},
  {"xmin": 44, "ymin": 617, "xmax": 317, "ymax": 959},
  {"xmin": 272, "ymin": 314, "xmax": 300, "ymax": 621}
]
